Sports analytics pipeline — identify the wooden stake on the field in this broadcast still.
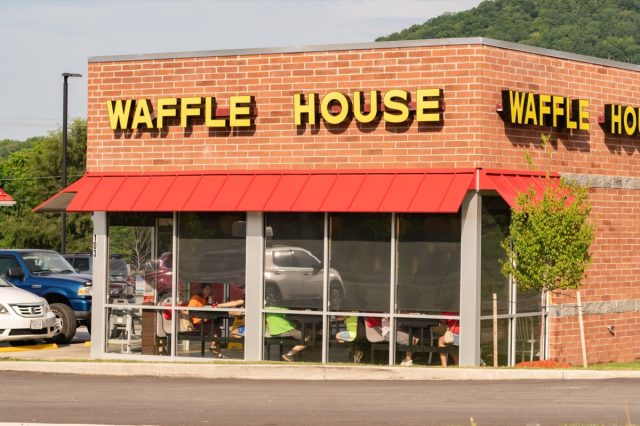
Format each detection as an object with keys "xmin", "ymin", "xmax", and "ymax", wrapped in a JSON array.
[
  {"xmin": 493, "ymin": 292, "xmax": 498, "ymax": 367},
  {"xmin": 577, "ymin": 290, "xmax": 588, "ymax": 368}
]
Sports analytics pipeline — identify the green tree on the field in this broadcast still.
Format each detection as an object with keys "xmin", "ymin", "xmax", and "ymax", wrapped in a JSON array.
[
  {"xmin": 500, "ymin": 178, "xmax": 594, "ymax": 359},
  {"xmin": 0, "ymin": 138, "xmax": 35, "ymax": 158},
  {"xmin": 377, "ymin": 0, "xmax": 640, "ymax": 64},
  {"xmin": 0, "ymin": 119, "xmax": 91, "ymax": 251}
]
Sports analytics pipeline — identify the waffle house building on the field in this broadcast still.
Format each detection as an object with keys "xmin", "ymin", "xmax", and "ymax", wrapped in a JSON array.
[{"xmin": 38, "ymin": 38, "xmax": 640, "ymax": 366}]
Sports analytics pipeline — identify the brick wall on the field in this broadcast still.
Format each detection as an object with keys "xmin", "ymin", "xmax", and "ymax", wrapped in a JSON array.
[
  {"xmin": 87, "ymin": 45, "xmax": 492, "ymax": 171},
  {"xmin": 550, "ymin": 187, "xmax": 640, "ymax": 364},
  {"xmin": 551, "ymin": 311, "xmax": 640, "ymax": 364},
  {"xmin": 88, "ymin": 41, "xmax": 640, "ymax": 364}
]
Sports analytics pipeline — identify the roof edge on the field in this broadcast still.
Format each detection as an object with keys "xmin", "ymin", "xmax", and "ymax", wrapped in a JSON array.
[
  {"xmin": 88, "ymin": 37, "xmax": 640, "ymax": 72},
  {"xmin": 82, "ymin": 168, "xmax": 477, "ymax": 178}
]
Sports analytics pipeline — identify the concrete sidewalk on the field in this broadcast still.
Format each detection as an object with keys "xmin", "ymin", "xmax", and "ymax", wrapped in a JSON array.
[
  {"xmin": 1, "ymin": 335, "xmax": 639, "ymax": 380},
  {"xmin": 2, "ymin": 359, "xmax": 640, "ymax": 381}
]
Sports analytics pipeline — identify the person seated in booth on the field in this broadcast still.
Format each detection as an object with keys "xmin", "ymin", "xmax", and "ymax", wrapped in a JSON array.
[
  {"xmin": 438, "ymin": 314, "xmax": 460, "ymax": 368},
  {"xmin": 335, "ymin": 316, "xmax": 358, "ymax": 343},
  {"xmin": 265, "ymin": 308, "xmax": 310, "ymax": 362},
  {"xmin": 187, "ymin": 283, "xmax": 224, "ymax": 356},
  {"xmin": 335, "ymin": 316, "xmax": 365, "ymax": 364},
  {"xmin": 213, "ymin": 298, "xmax": 245, "ymax": 338},
  {"xmin": 208, "ymin": 298, "xmax": 245, "ymax": 357},
  {"xmin": 187, "ymin": 283, "xmax": 212, "ymax": 329},
  {"xmin": 364, "ymin": 316, "xmax": 419, "ymax": 366}
]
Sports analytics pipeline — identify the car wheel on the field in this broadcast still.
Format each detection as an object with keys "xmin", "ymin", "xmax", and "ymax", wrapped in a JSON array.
[
  {"xmin": 264, "ymin": 284, "xmax": 282, "ymax": 307},
  {"xmin": 47, "ymin": 303, "xmax": 77, "ymax": 344},
  {"xmin": 329, "ymin": 282, "xmax": 344, "ymax": 310}
]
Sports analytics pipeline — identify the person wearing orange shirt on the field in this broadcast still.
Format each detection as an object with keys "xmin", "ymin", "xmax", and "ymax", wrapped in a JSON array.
[{"xmin": 187, "ymin": 283, "xmax": 212, "ymax": 328}]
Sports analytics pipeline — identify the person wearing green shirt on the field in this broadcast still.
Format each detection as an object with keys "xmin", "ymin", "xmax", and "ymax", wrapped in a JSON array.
[
  {"xmin": 335, "ymin": 316, "xmax": 364, "ymax": 364},
  {"xmin": 265, "ymin": 307, "xmax": 306, "ymax": 362}
]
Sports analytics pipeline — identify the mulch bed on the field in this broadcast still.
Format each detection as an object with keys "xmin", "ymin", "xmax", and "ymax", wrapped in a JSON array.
[{"xmin": 514, "ymin": 360, "xmax": 572, "ymax": 368}]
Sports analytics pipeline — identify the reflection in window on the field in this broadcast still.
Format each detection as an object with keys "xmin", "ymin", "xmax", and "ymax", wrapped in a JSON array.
[
  {"xmin": 481, "ymin": 197, "xmax": 511, "ymax": 315},
  {"xmin": 108, "ymin": 213, "xmax": 172, "ymax": 305},
  {"xmin": 396, "ymin": 214, "xmax": 461, "ymax": 314},
  {"xmin": 481, "ymin": 197, "xmax": 541, "ymax": 315},
  {"xmin": 177, "ymin": 213, "xmax": 246, "ymax": 307},
  {"xmin": 330, "ymin": 213, "xmax": 391, "ymax": 312},
  {"xmin": 264, "ymin": 213, "xmax": 325, "ymax": 310}
]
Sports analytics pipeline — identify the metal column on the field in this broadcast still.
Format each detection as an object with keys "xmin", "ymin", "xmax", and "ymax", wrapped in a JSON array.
[
  {"xmin": 243, "ymin": 212, "xmax": 264, "ymax": 361},
  {"xmin": 459, "ymin": 192, "xmax": 482, "ymax": 366},
  {"xmin": 90, "ymin": 211, "xmax": 108, "ymax": 359}
]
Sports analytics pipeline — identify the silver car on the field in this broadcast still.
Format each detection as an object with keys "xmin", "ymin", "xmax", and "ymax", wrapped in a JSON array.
[
  {"xmin": 264, "ymin": 246, "xmax": 345, "ymax": 310},
  {"xmin": 0, "ymin": 275, "xmax": 58, "ymax": 344}
]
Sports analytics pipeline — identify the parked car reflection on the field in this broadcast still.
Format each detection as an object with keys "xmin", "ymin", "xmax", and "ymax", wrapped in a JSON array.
[
  {"xmin": 143, "ymin": 246, "xmax": 345, "ymax": 310},
  {"xmin": 264, "ymin": 246, "xmax": 344, "ymax": 310}
]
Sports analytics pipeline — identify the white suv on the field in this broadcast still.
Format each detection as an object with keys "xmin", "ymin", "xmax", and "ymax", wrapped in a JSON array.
[
  {"xmin": 0, "ymin": 275, "xmax": 58, "ymax": 344},
  {"xmin": 264, "ymin": 246, "xmax": 345, "ymax": 310}
]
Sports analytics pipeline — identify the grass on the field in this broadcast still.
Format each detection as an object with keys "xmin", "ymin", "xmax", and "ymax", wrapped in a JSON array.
[{"xmin": 586, "ymin": 360, "xmax": 640, "ymax": 370}]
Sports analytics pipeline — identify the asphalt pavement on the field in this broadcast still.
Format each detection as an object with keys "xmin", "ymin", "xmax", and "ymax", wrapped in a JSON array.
[{"xmin": 1, "ymin": 373, "xmax": 639, "ymax": 426}]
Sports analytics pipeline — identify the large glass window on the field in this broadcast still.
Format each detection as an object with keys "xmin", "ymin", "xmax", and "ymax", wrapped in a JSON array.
[
  {"xmin": 106, "ymin": 213, "xmax": 173, "ymax": 356},
  {"xmin": 396, "ymin": 214, "xmax": 461, "ymax": 314},
  {"xmin": 329, "ymin": 213, "xmax": 391, "ymax": 312},
  {"xmin": 264, "ymin": 213, "xmax": 325, "ymax": 311},
  {"xmin": 103, "ymin": 204, "xmax": 551, "ymax": 366},
  {"xmin": 178, "ymin": 212, "xmax": 246, "ymax": 304},
  {"xmin": 481, "ymin": 196, "xmax": 544, "ymax": 366},
  {"xmin": 109, "ymin": 213, "xmax": 172, "ymax": 305},
  {"xmin": 481, "ymin": 197, "xmax": 510, "ymax": 316},
  {"xmin": 263, "ymin": 213, "xmax": 324, "ymax": 362},
  {"xmin": 176, "ymin": 212, "xmax": 247, "ymax": 359}
]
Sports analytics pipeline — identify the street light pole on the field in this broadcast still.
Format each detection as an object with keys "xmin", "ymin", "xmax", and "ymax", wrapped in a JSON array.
[{"xmin": 61, "ymin": 72, "xmax": 82, "ymax": 255}]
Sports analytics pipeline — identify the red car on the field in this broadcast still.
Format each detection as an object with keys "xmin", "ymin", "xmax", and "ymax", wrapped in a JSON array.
[{"xmin": 144, "ymin": 252, "xmax": 244, "ymax": 304}]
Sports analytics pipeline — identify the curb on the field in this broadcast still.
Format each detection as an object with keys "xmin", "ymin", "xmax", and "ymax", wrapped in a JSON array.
[
  {"xmin": 2, "ymin": 361, "xmax": 640, "ymax": 381},
  {"xmin": 0, "ymin": 343, "xmax": 58, "ymax": 353}
]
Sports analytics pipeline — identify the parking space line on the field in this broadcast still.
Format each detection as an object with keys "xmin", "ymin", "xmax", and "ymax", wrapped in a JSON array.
[{"xmin": 0, "ymin": 343, "xmax": 58, "ymax": 352}]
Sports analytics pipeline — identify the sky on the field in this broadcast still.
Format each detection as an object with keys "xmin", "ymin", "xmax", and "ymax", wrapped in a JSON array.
[{"xmin": 0, "ymin": 0, "xmax": 484, "ymax": 141}]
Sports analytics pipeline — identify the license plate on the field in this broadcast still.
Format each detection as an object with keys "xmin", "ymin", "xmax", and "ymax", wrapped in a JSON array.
[{"xmin": 30, "ymin": 319, "xmax": 43, "ymax": 330}]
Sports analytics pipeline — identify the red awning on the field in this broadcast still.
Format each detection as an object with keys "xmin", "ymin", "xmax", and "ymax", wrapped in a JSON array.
[
  {"xmin": 479, "ymin": 170, "xmax": 558, "ymax": 208},
  {"xmin": 0, "ymin": 188, "xmax": 15, "ymax": 206},
  {"xmin": 35, "ymin": 170, "xmax": 476, "ymax": 214}
]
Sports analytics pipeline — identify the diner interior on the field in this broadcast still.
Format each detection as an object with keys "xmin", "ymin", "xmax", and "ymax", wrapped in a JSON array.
[{"xmin": 103, "ymin": 196, "xmax": 542, "ymax": 366}]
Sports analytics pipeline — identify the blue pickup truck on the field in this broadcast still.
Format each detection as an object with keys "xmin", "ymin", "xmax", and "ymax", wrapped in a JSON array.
[{"xmin": 0, "ymin": 249, "xmax": 92, "ymax": 343}]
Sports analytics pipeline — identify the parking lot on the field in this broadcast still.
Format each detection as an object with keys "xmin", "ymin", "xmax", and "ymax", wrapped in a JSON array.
[{"xmin": 0, "ymin": 326, "xmax": 90, "ymax": 360}]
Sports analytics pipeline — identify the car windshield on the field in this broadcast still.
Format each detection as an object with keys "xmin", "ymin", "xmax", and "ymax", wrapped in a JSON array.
[
  {"xmin": 21, "ymin": 251, "xmax": 76, "ymax": 275},
  {"xmin": 0, "ymin": 275, "xmax": 12, "ymax": 287}
]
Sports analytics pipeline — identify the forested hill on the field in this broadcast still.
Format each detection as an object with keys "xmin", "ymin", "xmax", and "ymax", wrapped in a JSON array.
[{"xmin": 377, "ymin": 0, "xmax": 640, "ymax": 64}]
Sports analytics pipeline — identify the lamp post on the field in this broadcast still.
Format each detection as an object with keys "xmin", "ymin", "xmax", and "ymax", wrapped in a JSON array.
[{"xmin": 61, "ymin": 72, "xmax": 82, "ymax": 255}]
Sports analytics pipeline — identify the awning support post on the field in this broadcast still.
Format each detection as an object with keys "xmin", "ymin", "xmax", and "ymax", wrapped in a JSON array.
[
  {"xmin": 90, "ymin": 211, "xmax": 107, "ymax": 359},
  {"xmin": 244, "ymin": 212, "xmax": 264, "ymax": 361},
  {"xmin": 459, "ymin": 192, "xmax": 482, "ymax": 366}
]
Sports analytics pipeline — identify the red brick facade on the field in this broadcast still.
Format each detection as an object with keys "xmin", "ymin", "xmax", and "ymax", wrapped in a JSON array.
[{"xmin": 88, "ymin": 40, "xmax": 640, "ymax": 364}]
